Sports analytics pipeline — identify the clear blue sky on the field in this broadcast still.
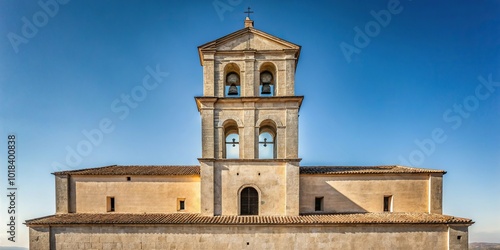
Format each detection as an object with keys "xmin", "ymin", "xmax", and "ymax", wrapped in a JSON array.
[{"xmin": 1, "ymin": 0, "xmax": 499, "ymax": 247}]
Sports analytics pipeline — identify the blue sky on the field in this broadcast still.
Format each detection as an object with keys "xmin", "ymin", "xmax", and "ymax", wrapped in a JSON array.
[{"xmin": 1, "ymin": 0, "xmax": 499, "ymax": 247}]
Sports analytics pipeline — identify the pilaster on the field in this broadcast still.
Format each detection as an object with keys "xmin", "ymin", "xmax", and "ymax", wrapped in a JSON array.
[
  {"xmin": 243, "ymin": 50, "xmax": 256, "ymax": 97},
  {"xmin": 55, "ymin": 175, "xmax": 69, "ymax": 214},
  {"xmin": 202, "ymin": 51, "xmax": 215, "ymax": 96},
  {"xmin": 199, "ymin": 160, "xmax": 215, "ymax": 216},
  {"xmin": 284, "ymin": 49, "xmax": 297, "ymax": 96},
  {"xmin": 285, "ymin": 107, "xmax": 299, "ymax": 158}
]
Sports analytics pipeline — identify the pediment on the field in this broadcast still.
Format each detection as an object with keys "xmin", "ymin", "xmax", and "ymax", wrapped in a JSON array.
[{"xmin": 198, "ymin": 27, "xmax": 301, "ymax": 64}]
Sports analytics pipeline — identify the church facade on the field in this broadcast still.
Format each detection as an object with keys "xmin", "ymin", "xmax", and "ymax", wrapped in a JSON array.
[{"xmin": 26, "ymin": 18, "xmax": 473, "ymax": 250}]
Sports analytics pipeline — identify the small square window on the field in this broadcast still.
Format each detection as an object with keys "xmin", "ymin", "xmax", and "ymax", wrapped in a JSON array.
[
  {"xmin": 126, "ymin": 177, "xmax": 131, "ymax": 181},
  {"xmin": 384, "ymin": 195, "xmax": 393, "ymax": 212},
  {"xmin": 315, "ymin": 197, "xmax": 324, "ymax": 211},
  {"xmin": 107, "ymin": 197, "xmax": 115, "ymax": 212},
  {"xmin": 177, "ymin": 198, "xmax": 186, "ymax": 211}
]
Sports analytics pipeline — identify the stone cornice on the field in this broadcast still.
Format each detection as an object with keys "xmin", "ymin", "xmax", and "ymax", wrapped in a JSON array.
[
  {"xmin": 194, "ymin": 96, "xmax": 304, "ymax": 112},
  {"xmin": 198, "ymin": 158, "xmax": 302, "ymax": 163}
]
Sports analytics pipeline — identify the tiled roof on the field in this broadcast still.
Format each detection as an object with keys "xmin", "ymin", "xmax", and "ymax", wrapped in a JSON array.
[
  {"xmin": 26, "ymin": 212, "xmax": 471, "ymax": 226},
  {"xmin": 54, "ymin": 165, "xmax": 444, "ymax": 176},
  {"xmin": 53, "ymin": 165, "xmax": 200, "ymax": 176},
  {"xmin": 300, "ymin": 165, "xmax": 446, "ymax": 175}
]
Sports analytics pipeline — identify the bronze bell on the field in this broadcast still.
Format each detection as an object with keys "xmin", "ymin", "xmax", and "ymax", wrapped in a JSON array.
[
  {"xmin": 228, "ymin": 84, "xmax": 238, "ymax": 95},
  {"xmin": 261, "ymin": 83, "xmax": 271, "ymax": 95}
]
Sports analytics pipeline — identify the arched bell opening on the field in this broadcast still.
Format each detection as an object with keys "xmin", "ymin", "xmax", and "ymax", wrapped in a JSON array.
[
  {"xmin": 258, "ymin": 120, "xmax": 277, "ymax": 159},
  {"xmin": 223, "ymin": 120, "xmax": 239, "ymax": 159}
]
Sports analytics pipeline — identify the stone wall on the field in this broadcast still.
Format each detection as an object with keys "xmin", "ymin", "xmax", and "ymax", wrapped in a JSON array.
[
  {"xmin": 213, "ymin": 160, "xmax": 299, "ymax": 216},
  {"xmin": 449, "ymin": 225, "xmax": 470, "ymax": 250},
  {"xmin": 70, "ymin": 175, "xmax": 200, "ymax": 213},
  {"xmin": 29, "ymin": 227, "xmax": 50, "ymax": 250},
  {"xmin": 300, "ymin": 174, "xmax": 432, "ymax": 213},
  {"xmin": 30, "ymin": 224, "xmax": 466, "ymax": 250}
]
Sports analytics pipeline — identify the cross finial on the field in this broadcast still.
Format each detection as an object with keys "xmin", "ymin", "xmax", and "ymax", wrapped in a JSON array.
[{"xmin": 244, "ymin": 7, "xmax": 254, "ymax": 18}]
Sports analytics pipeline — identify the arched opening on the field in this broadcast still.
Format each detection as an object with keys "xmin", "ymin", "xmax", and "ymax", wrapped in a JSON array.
[
  {"xmin": 224, "ymin": 63, "xmax": 241, "ymax": 97},
  {"xmin": 240, "ymin": 187, "xmax": 259, "ymax": 215},
  {"xmin": 259, "ymin": 62, "xmax": 277, "ymax": 97},
  {"xmin": 223, "ymin": 120, "xmax": 239, "ymax": 159},
  {"xmin": 259, "ymin": 71, "xmax": 274, "ymax": 96},
  {"xmin": 258, "ymin": 120, "xmax": 277, "ymax": 159},
  {"xmin": 225, "ymin": 72, "xmax": 240, "ymax": 97}
]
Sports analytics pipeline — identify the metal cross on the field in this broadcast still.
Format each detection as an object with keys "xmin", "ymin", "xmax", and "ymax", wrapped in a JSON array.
[{"xmin": 244, "ymin": 7, "xmax": 254, "ymax": 18}]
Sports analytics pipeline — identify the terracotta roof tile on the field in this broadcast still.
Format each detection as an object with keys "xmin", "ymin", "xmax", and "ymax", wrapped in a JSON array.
[
  {"xmin": 53, "ymin": 165, "xmax": 200, "ymax": 176},
  {"xmin": 26, "ymin": 212, "xmax": 471, "ymax": 226},
  {"xmin": 300, "ymin": 165, "xmax": 445, "ymax": 175},
  {"xmin": 54, "ymin": 165, "xmax": 444, "ymax": 176}
]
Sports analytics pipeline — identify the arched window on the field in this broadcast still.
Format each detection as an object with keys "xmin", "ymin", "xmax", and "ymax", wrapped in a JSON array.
[
  {"xmin": 225, "ymin": 133, "xmax": 239, "ymax": 159},
  {"xmin": 258, "ymin": 123, "xmax": 276, "ymax": 159},
  {"xmin": 240, "ymin": 187, "xmax": 258, "ymax": 215},
  {"xmin": 260, "ymin": 71, "xmax": 274, "ymax": 96},
  {"xmin": 225, "ymin": 72, "xmax": 240, "ymax": 97},
  {"xmin": 223, "ymin": 121, "xmax": 239, "ymax": 159}
]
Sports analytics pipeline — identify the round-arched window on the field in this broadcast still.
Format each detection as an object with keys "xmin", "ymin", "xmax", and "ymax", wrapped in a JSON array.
[{"xmin": 240, "ymin": 187, "xmax": 259, "ymax": 215}]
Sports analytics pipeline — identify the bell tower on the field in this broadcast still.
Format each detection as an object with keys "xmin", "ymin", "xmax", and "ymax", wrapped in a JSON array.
[{"xmin": 195, "ymin": 17, "xmax": 303, "ymax": 216}]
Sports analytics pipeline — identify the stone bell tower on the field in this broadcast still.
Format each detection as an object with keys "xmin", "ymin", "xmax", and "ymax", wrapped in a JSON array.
[{"xmin": 195, "ymin": 17, "xmax": 303, "ymax": 216}]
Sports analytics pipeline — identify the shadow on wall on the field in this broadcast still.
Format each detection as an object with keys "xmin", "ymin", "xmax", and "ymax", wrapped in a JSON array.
[
  {"xmin": 322, "ymin": 184, "xmax": 367, "ymax": 213},
  {"xmin": 300, "ymin": 178, "xmax": 367, "ymax": 214}
]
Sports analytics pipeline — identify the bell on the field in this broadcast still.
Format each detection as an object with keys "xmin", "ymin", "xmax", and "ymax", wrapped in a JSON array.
[
  {"xmin": 261, "ymin": 83, "xmax": 271, "ymax": 95},
  {"xmin": 228, "ymin": 84, "xmax": 238, "ymax": 95}
]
